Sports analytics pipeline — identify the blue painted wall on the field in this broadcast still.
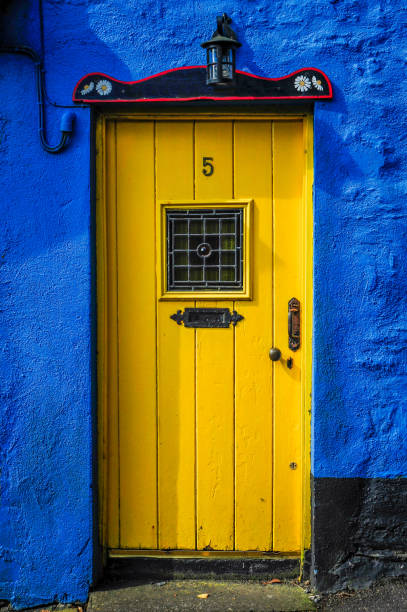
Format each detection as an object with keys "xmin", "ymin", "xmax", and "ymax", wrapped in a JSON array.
[{"xmin": 1, "ymin": 0, "xmax": 406, "ymax": 607}]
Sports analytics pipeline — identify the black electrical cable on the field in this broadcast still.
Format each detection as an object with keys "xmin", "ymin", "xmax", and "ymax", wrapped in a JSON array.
[
  {"xmin": 0, "ymin": 45, "xmax": 73, "ymax": 153},
  {"xmin": 38, "ymin": 0, "xmax": 79, "ymax": 109},
  {"xmin": 38, "ymin": 0, "xmax": 46, "ymax": 61},
  {"xmin": 0, "ymin": 0, "xmax": 89, "ymax": 152}
]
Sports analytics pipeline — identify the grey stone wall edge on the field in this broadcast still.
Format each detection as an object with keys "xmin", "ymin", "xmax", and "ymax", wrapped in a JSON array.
[{"xmin": 311, "ymin": 476, "xmax": 407, "ymax": 592}]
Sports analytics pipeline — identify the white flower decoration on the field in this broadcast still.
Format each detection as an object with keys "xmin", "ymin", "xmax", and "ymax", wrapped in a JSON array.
[
  {"xmin": 81, "ymin": 82, "xmax": 94, "ymax": 95},
  {"xmin": 312, "ymin": 75, "xmax": 324, "ymax": 91},
  {"xmin": 294, "ymin": 74, "xmax": 311, "ymax": 92},
  {"xmin": 96, "ymin": 80, "xmax": 112, "ymax": 96}
]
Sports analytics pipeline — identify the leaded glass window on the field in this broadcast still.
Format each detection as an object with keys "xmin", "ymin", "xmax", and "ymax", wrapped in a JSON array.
[{"xmin": 166, "ymin": 208, "xmax": 244, "ymax": 291}]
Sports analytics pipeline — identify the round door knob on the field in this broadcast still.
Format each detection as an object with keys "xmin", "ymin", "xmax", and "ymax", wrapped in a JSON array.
[{"xmin": 269, "ymin": 348, "xmax": 281, "ymax": 361}]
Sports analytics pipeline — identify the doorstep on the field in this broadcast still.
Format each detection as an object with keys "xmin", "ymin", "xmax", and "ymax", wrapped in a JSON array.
[{"xmin": 106, "ymin": 554, "xmax": 300, "ymax": 582}]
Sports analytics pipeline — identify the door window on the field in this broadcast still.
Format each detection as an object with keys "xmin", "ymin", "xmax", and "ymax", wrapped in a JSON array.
[
  {"xmin": 158, "ymin": 201, "xmax": 252, "ymax": 299},
  {"xmin": 167, "ymin": 207, "xmax": 243, "ymax": 291}
]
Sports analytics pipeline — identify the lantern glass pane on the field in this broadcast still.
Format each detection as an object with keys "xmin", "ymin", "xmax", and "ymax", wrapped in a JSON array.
[
  {"xmin": 222, "ymin": 63, "xmax": 233, "ymax": 79},
  {"xmin": 206, "ymin": 45, "xmax": 219, "ymax": 82},
  {"xmin": 223, "ymin": 48, "xmax": 233, "ymax": 62},
  {"xmin": 210, "ymin": 64, "xmax": 218, "ymax": 81},
  {"xmin": 221, "ymin": 49, "xmax": 233, "ymax": 80}
]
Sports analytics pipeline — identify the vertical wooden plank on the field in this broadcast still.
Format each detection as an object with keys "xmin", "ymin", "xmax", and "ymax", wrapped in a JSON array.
[
  {"xmin": 105, "ymin": 120, "xmax": 120, "ymax": 548},
  {"xmin": 195, "ymin": 121, "xmax": 235, "ymax": 550},
  {"xmin": 234, "ymin": 121, "xmax": 273, "ymax": 551},
  {"xmin": 156, "ymin": 121, "xmax": 196, "ymax": 549},
  {"xmin": 273, "ymin": 121, "xmax": 304, "ymax": 552},
  {"xmin": 116, "ymin": 121, "xmax": 157, "ymax": 548}
]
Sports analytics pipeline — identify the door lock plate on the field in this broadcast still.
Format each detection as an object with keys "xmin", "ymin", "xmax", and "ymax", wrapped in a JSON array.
[{"xmin": 288, "ymin": 298, "xmax": 300, "ymax": 351}]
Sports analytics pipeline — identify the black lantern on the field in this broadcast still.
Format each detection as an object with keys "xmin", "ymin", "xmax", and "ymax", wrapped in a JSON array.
[{"xmin": 201, "ymin": 13, "xmax": 241, "ymax": 86}]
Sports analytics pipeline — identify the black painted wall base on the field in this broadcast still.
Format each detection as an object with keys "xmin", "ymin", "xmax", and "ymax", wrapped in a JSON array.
[{"xmin": 311, "ymin": 477, "xmax": 407, "ymax": 592}]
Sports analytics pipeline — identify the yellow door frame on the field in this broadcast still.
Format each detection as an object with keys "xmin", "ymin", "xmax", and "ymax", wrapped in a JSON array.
[{"xmin": 95, "ymin": 109, "xmax": 313, "ymax": 568}]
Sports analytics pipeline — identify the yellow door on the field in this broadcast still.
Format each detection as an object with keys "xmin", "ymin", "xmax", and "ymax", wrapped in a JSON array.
[{"xmin": 101, "ymin": 115, "xmax": 311, "ymax": 554}]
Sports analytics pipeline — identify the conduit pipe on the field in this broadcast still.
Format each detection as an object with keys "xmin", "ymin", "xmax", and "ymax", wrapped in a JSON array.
[{"xmin": 0, "ymin": 45, "xmax": 75, "ymax": 154}]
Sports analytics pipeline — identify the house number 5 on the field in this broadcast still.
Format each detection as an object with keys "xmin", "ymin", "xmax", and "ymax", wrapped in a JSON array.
[{"xmin": 202, "ymin": 156, "xmax": 214, "ymax": 176}]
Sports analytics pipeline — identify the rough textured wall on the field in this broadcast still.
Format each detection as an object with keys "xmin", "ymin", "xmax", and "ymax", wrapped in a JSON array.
[
  {"xmin": 311, "ymin": 3, "xmax": 407, "ymax": 479},
  {"xmin": 0, "ymin": 1, "xmax": 94, "ymax": 608},
  {"xmin": 0, "ymin": 0, "xmax": 406, "ymax": 607}
]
